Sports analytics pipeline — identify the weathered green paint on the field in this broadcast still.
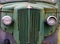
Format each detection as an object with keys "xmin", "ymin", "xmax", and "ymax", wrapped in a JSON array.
[
  {"xmin": 13, "ymin": 8, "xmax": 20, "ymax": 44},
  {"xmin": 58, "ymin": 0, "xmax": 60, "ymax": 11},
  {"xmin": 1, "ymin": 2, "xmax": 58, "ymax": 44},
  {"xmin": 44, "ymin": 11, "xmax": 57, "ymax": 36},
  {"xmin": 37, "ymin": 9, "xmax": 44, "ymax": 44},
  {"xmin": 58, "ymin": 0, "xmax": 60, "ymax": 22},
  {"xmin": 13, "ymin": 8, "xmax": 42, "ymax": 44}
]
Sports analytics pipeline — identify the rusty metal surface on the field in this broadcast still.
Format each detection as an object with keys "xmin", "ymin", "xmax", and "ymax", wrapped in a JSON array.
[
  {"xmin": 44, "ymin": 30, "xmax": 58, "ymax": 44},
  {"xmin": 0, "ymin": 29, "xmax": 16, "ymax": 44}
]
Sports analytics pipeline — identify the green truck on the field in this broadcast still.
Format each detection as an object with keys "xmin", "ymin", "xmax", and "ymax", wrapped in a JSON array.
[{"xmin": 0, "ymin": 0, "xmax": 60, "ymax": 44}]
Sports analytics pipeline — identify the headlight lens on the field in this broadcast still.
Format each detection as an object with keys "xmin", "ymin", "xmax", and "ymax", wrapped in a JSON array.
[
  {"xmin": 47, "ymin": 16, "xmax": 57, "ymax": 26},
  {"xmin": 2, "ymin": 16, "xmax": 12, "ymax": 25}
]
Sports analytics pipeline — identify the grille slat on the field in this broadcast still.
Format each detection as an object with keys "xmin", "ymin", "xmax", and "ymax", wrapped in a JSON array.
[{"xmin": 18, "ymin": 9, "xmax": 40, "ymax": 44}]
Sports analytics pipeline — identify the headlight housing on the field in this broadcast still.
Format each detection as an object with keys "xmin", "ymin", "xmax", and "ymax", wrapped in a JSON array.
[
  {"xmin": 46, "ymin": 16, "xmax": 57, "ymax": 26},
  {"xmin": 1, "ymin": 16, "xmax": 13, "ymax": 25}
]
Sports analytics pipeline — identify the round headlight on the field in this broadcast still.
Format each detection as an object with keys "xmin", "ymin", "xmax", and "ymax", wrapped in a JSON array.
[
  {"xmin": 2, "ymin": 16, "xmax": 13, "ymax": 25},
  {"xmin": 47, "ymin": 16, "xmax": 57, "ymax": 26}
]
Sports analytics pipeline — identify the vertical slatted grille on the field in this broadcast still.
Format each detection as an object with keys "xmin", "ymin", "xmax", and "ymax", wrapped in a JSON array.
[
  {"xmin": 18, "ymin": 9, "xmax": 40, "ymax": 44},
  {"xmin": 18, "ymin": 9, "xmax": 28, "ymax": 44},
  {"xmin": 30, "ymin": 9, "xmax": 40, "ymax": 44}
]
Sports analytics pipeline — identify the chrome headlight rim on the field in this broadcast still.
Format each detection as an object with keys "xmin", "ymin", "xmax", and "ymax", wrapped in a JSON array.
[
  {"xmin": 46, "ymin": 16, "xmax": 58, "ymax": 26},
  {"xmin": 1, "ymin": 15, "xmax": 13, "ymax": 26}
]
